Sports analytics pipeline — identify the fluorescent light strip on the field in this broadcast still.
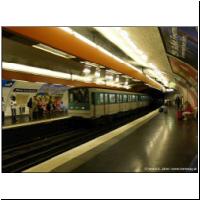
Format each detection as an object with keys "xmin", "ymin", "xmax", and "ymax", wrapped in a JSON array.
[
  {"xmin": 74, "ymin": 32, "xmax": 97, "ymax": 48},
  {"xmin": 58, "ymin": 27, "xmax": 74, "ymax": 34},
  {"xmin": 3, "ymin": 62, "xmax": 129, "ymax": 89},
  {"xmin": 94, "ymin": 28, "xmax": 150, "ymax": 66},
  {"xmin": 58, "ymin": 27, "xmax": 143, "ymax": 74},
  {"xmin": 148, "ymin": 63, "xmax": 169, "ymax": 87},
  {"xmin": 2, "ymin": 62, "xmax": 71, "ymax": 80},
  {"xmin": 166, "ymin": 88, "xmax": 174, "ymax": 92},
  {"xmin": 114, "ymin": 28, "xmax": 148, "ymax": 62},
  {"xmin": 33, "ymin": 43, "xmax": 75, "ymax": 59},
  {"xmin": 33, "ymin": 45, "xmax": 67, "ymax": 59},
  {"xmin": 95, "ymin": 70, "xmax": 101, "ymax": 78},
  {"xmin": 83, "ymin": 68, "xmax": 91, "ymax": 74},
  {"xmin": 58, "ymin": 27, "xmax": 165, "ymax": 89}
]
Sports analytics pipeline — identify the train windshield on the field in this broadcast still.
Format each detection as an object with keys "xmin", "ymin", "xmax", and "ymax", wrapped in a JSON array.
[{"xmin": 69, "ymin": 88, "xmax": 89, "ymax": 104}]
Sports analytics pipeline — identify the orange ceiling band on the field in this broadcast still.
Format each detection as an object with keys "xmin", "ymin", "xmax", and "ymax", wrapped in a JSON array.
[
  {"xmin": 4, "ymin": 27, "xmax": 162, "ymax": 90},
  {"xmin": 2, "ymin": 70, "xmax": 140, "ymax": 92}
]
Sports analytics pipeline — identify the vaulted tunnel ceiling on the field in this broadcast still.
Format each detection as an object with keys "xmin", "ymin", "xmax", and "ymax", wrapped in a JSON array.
[{"xmin": 2, "ymin": 27, "xmax": 198, "ymax": 94}]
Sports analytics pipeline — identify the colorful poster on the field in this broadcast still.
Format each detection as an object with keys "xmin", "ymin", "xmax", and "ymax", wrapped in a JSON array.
[
  {"xmin": 38, "ymin": 84, "xmax": 68, "ymax": 95},
  {"xmin": 168, "ymin": 56, "xmax": 197, "ymax": 88}
]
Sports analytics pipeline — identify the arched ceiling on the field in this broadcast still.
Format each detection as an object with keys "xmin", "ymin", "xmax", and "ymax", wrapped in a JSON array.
[
  {"xmin": 94, "ymin": 27, "xmax": 175, "ymax": 88},
  {"xmin": 95, "ymin": 27, "xmax": 198, "ymax": 93},
  {"xmin": 2, "ymin": 26, "xmax": 198, "ymax": 94}
]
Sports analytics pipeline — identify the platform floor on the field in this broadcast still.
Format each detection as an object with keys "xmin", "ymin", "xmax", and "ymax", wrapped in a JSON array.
[
  {"xmin": 2, "ymin": 111, "xmax": 68, "ymax": 129},
  {"xmin": 72, "ymin": 108, "xmax": 198, "ymax": 172}
]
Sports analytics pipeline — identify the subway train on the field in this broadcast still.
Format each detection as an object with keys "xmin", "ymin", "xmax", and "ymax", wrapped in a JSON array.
[{"xmin": 68, "ymin": 87, "xmax": 151, "ymax": 118}]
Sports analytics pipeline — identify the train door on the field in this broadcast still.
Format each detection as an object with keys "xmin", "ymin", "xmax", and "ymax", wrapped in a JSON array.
[
  {"xmin": 116, "ymin": 94, "xmax": 120, "ymax": 113},
  {"xmin": 119, "ymin": 94, "xmax": 123, "ymax": 112},
  {"xmin": 103, "ymin": 93, "xmax": 106, "ymax": 116},
  {"xmin": 104, "ymin": 93, "xmax": 109, "ymax": 115},
  {"xmin": 92, "ymin": 92, "xmax": 106, "ymax": 118},
  {"xmin": 91, "ymin": 92, "xmax": 96, "ymax": 118}
]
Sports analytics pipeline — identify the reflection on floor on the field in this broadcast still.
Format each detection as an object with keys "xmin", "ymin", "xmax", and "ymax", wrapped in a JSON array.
[
  {"xmin": 72, "ymin": 108, "xmax": 198, "ymax": 172},
  {"xmin": 2, "ymin": 112, "xmax": 68, "ymax": 127}
]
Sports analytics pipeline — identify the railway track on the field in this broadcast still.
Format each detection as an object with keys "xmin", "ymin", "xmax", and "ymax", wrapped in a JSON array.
[{"xmin": 2, "ymin": 106, "xmax": 156, "ymax": 172}]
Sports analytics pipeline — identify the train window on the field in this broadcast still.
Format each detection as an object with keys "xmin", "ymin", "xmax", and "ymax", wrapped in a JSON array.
[
  {"xmin": 69, "ymin": 88, "xmax": 89, "ymax": 104},
  {"xmin": 104, "ymin": 93, "xmax": 108, "ymax": 103},
  {"xmin": 116, "ymin": 94, "xmax": 120, "ymax": 103},
  {"xmin": 142, "ymin": 96, "xmax": 146, "ymax": 101},
  {"xmin": 131, "ymin": 95, "xmax": 134, "ymax": 102},
  {"xmin": 128, "ymin": 95, "xmax": 132, "ymax": 102},
  {"xmin": 123, "ymin": 94, "xmax": 127, "ymax": 102},
  {"xmin": 95, "ymin": 93, "xmax": 104, "ymax": 105},
  {"xmin": 99, "ymin": 93, "xmax": 104, "ymax": 104},
  {"xmin": 109, "ymin": 94, "xmax": 116, "ymax": 103},
  {"xmin": 119, "ymin": 94, "xmax": 123, "ymax": 103},
  {"xmin": 95, "ymin": 93, "xmax": 100, "ymax": 105},
  {"xmin": 132, "ymin": 95, "xmax": 136, "ymax": 102}
]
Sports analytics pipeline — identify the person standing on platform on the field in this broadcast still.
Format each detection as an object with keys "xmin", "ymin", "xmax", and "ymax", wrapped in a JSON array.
[
  {"xmin": 10, "ymin": 95, "xmax": 17, "ymax": 123},
  {"xmin": 37, "ymin": 97, "xmax": 43, "ymax": 119},
  {"xmin": 47, "ymin": 96, "xmax": 53, "ymax": 117},
  {"xmin": 2, "ymin": 97, "xmax": 5, "ymax": 124},
  {"xmin": 175, "ymin": 96, "xmax": 181, "ymax": 109},
  {"xmin": 32, "ymin": 96, "xmax": 38, "ymax": 120},
  {"xmin": 27, "ymin": 97, "xmax": 33, "ymax": 120}
]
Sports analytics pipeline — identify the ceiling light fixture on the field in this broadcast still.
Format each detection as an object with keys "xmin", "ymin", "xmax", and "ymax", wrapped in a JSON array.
[
  {"xmin": 115, "ymin": 75, "xmax": 120, "ymax": 82},
  {"xmin": 94, "ymin": 69, "xmax": 101, "ymax": 78},
  {"xmin": 83, "ymin": 67, "xmax": 91, "ymax": 75},
  {"xmin": 120, "ymin": 30, "xmax": 129, "ymax": 39},
  {"xmin": 95, "ymin": 79, "xmax": 105, "ymax": 85},
  {"xmin": 58, "ymin": 27, "xmax": 144, "ymax": 74},
  {"xmin": 58, "ymin": 27, "xmax": 74, "ymax": 34},
  {"xmin": 124, "ymin": 79, "xmax": 129, "ymax": 86},
  {"xmin": 118, "ymin": 29, "xmax": 148, "ymax": 62},
  {"xmin": 58, "ymin": 27, "xmax": 164, "ymax": 90},
  {"xmin": 84, "ymin": 76, "xmax": 93, "ymax": 82},
  {"xmin": 32, "ymin": 43, "xmax": 75, "ymax": 59},
  {"xmin": 141, "ymin": 54, "xmax": 148, "ymax": 62},
  {"xmin": 166, "ymin": 88, "xmax": 174, "ymax": 92},
  {"xmin": 2, "ymin": 62, "xmax": 71, "ymax": 80},
  {"xmin": 106, "ymin": 74, "xmax": 113, "ymax": 81},
  {"xmin": 148, "ymin": 63, "xmax": 157, "ymax": 69}
]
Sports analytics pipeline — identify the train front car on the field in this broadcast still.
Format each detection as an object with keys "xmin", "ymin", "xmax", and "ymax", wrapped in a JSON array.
[{"xmin": 68, "ymin": 87, "xmax": 92, "ymax": 118}]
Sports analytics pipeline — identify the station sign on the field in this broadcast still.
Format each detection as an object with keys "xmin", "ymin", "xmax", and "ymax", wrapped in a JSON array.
[
  {"xmin": 2, "ymin": 80, "xmax": 15, "ymax": 87},
  {"xmin": 13, "ymin": 88, "xmax": 38, "ymax": 93}
]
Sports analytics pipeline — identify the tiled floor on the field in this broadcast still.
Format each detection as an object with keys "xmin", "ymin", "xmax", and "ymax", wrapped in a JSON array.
[{"xmin": 72, "ymin": 108, "xmax": 198, "ymax": 172}]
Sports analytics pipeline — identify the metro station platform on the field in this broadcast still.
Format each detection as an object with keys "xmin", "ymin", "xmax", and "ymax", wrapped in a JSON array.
[
  {"xmin": 2, "ymin": 112, "xmax": 69, "ymax": 130},
  {"xmin": 71, "ymin": 108, "xmax": 198, "ymax": 173}
]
